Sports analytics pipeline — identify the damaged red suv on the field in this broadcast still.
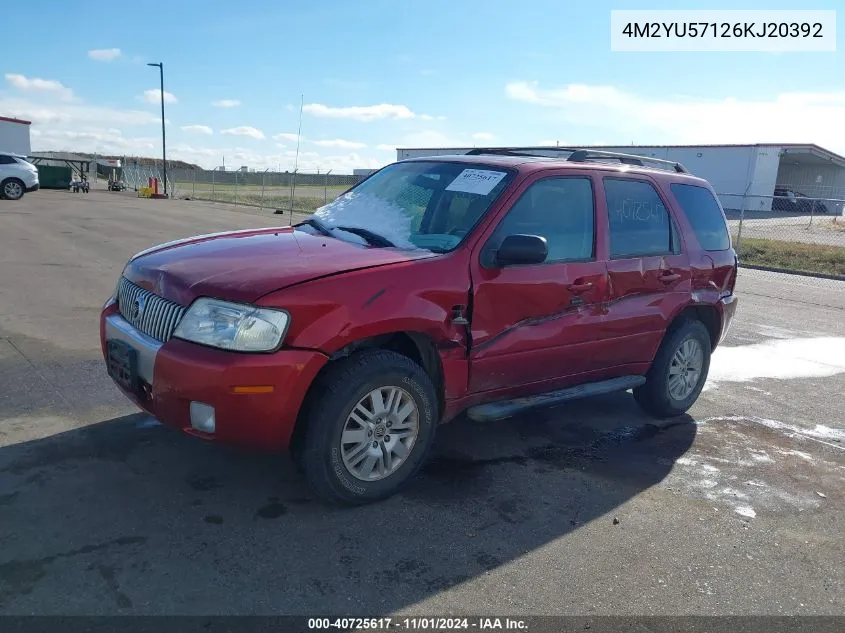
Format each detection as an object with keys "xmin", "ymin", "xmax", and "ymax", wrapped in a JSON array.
[{"xmin": 100, "ymin": 147, "xmax": 738, "ymax": 505}]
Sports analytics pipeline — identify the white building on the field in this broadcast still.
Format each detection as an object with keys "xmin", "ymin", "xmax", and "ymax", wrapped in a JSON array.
[
  {"xmin": 0, "ymin": 116, "xmax": 32, "ymax": 155},
  {"xmin": 395, "ymin": 144, "xmax": 845, "ymax": 212}
]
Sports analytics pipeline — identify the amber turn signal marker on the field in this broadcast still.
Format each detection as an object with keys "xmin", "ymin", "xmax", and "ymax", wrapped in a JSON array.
[{"xmin": 230, "ymin": 385, "xmax": 275, "ymax": 394}]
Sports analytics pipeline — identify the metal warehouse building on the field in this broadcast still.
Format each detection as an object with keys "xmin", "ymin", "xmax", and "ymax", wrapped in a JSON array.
[
  {"xmin": 395, "ymin": 143, "xmax": 845, "ymax": 213},
  {"xmin": 0, "ymin": 116, "xmax": 32, "ymax": 155}
]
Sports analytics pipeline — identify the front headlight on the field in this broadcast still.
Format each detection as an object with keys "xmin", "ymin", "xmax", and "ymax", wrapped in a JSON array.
[{"xmin": 173, "ymin": 298, "xmax": 290, "ymax": 352}]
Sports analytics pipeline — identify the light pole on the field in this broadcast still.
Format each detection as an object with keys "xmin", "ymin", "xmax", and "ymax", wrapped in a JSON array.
[{"xmin": 147, "ymin": 62, "xmax": 167, "ymax": 197}]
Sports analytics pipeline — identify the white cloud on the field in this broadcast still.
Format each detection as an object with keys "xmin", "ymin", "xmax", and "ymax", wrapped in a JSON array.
[
  {"xmin": 141, "ymin": 89, "xmax": 177, "ymax": 105},
  {"xmin": 220, "ymin": 126, "xmax": 265, "ymax": 140},
  {"xmin": 376, "ymin": 144, "xmax": 396, "ymax": 151},
  {"xmin": 88, "ymin": 48, "xmax": 122, "ymax": 62},
  {"xmin": 273, "ymin": 132, "xmax": 301, "ymax": 142},
  {"xmin": 280, "ymin": 150, "xmax": 384, "ymax": 173},
  {"xmin": 5, "ymin": 73, "xmax": 74, "ymax": 100},
  {"xmin": 211, "ymin": 99, "xmax": 241, "ymax": 108},
  {"xmin": 312, "ymin": 139, "xmax": 367, "ymax": 149},
  {"xmin": 397, "ymin": 129, "xmax": 468, "ymax": 148},
  {"xmin": 472, "ymin": 132, "xmax": 495, "ymax": 141},
  {"xmin": 181, "ymin": 125, "xmax": 213, "ymax": 135},
  {"xmin": 0, "ymin": 96, "xmax": 161, "ymax": 127},
  {"xmin": 165, "ymin": 144, "xmax": 385, "ymax": 174},
  {"xmin": 303, "ymin": 102, "xmax": 416, "ymax": 121},
  {"xmin": 31, "ymin": 128, "xmax": 157, "ymax": 154},
  {"xmin": 506, "ymin": 80, "xmax": 845, "ymax": 153}
]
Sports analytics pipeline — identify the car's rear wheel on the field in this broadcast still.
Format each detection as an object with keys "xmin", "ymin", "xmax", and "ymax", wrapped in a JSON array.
[
  {"xmin": 1, "ymin": 178, "xmax": 25, "ymax": 200},
  {"xmin": 633, "ymin": 319, "xmax": 711, "ymax": 418},
  {"xmin": 299, "ymin": 349, "xmax": 438, "ymax": 505}
]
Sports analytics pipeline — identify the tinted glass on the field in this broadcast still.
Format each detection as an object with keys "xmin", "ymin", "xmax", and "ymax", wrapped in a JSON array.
[
  {"xmin": 488, "ymin": 177, "xmax": 595, "ymax": 264},
  {"xmin": 0, "ymin": 155, "xmax": 16, "ymax": 164},
  {"xmin": 670, "ymin": 183, "xmax": 731, "ymax": 251},
  {"xmin": 604, "ymin": 178, "xmax": 672, "ymax": 258}
]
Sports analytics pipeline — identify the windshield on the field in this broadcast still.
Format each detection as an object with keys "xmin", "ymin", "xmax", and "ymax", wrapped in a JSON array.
[{"xmin": 305, "ymin": 160, "xmax": 515, "ymax": 253}]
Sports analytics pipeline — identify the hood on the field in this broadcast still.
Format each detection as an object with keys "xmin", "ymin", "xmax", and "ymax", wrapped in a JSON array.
[{"xmin": 122, "ymin": 226, "xmax": 438, "ymax": 305}]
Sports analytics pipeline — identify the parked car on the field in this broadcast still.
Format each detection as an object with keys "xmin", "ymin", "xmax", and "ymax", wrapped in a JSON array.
[
  {"xmin": 100, "ymin": 148, "xmax": 739, "ymax": 505},
  {"xmin": 0, "ymin": 153, "xmax": 40, "ymax": 200},
  {"xmin": 772, "ymin": 186, "xmax": 829, "ymax": 214}
]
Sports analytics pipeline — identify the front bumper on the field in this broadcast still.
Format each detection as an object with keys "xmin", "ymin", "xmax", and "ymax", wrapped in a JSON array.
[
  {"xmin": 26, "ymin": 182, "xmax": 39, "ymax": 193},
  {"xmin": 100, "ymin": 304, "xmax": 328, "ymax": 451}
]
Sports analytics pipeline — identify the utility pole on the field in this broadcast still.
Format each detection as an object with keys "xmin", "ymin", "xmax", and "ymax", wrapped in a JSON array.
[{"xmin": 147, "ymin": 62, "xmax": 168, "ymax": 197}]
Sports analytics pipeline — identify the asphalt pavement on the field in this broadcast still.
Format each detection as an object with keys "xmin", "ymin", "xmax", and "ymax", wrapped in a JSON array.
[{"xmin": 0, "ymin": 189, "xmax": 843, "ymax": 616}]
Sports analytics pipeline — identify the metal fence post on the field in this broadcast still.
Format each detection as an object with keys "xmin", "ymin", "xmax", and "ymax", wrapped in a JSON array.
[
  {"xmin": 325, "ymin": 169, "xmax": 333, "ymax": 203},
  {"xmin": 212, "ymin": 169, "xmax": 216, "ymax": 201},
  {"xmin": 192, "ymin": 170, "xmax": 196, "ymax": 197},
  {"xmin": 234, "ymin": 171, "xmax": 239, "ymax": 206},
  {"xmin": 260, "ymin": 169, "xmax": 269, "ymax": 211},
  {"xmin": 735, "ymin": 195, "xmax": 745, "ymax": 250}
]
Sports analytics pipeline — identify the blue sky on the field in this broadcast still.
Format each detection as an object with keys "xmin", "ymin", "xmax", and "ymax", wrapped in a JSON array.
[{"xmin": 1, "ymin": 0, "xmax": 842, "ymax": 173}]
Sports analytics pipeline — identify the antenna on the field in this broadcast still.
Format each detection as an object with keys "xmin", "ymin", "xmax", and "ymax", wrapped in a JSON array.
[
  {"xmin": 293, "ymin": 93, "xmax": 304, "ymax": 173},
  {"xmin": 289, "ymin": 94, "xmax": 304, "ymax": 220}
]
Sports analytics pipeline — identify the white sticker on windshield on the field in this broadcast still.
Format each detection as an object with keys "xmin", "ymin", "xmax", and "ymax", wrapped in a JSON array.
[{"xmin": 445, "ymin": 169, "xmax": 507, "ymax": 195}]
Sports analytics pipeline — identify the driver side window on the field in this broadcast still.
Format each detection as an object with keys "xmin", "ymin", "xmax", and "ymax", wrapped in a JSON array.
[{"xmin": 485, "ymin": 177, "xmax": 595, "ymax": 265}]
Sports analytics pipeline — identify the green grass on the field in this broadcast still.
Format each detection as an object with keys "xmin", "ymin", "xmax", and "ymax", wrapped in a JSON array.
[{"xmin": 736, "ymin": 235, "xmax": 845, "ymax": 277}]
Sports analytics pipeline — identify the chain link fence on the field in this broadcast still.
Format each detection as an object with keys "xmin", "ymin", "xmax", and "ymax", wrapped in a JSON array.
[
  {"xmin": 119, "ymin": 162, "xmax": 366, "ymax": 212},
  {"xmin": 171, "ymin": 168, "xmax": 363, "ymax": 213},
  {"xmin": 721, "ymin": 188, "xmax": 845, "ymax": 281}
]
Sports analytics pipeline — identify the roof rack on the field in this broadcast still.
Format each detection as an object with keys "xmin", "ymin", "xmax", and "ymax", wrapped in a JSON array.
[{"xmin": 464, "ymin": 146, "xmax": 689, "ymax": 174}]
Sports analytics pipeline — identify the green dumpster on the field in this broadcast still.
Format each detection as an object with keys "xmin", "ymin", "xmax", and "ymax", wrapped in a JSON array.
[{"xmin": 36, "ymin": 165, "xmax": 73, "ymax": 189}]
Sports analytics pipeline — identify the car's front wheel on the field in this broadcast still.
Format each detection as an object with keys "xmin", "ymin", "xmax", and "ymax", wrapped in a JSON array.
[
  {"xmin": 633, "ymin": 319, "xmax": 711, "ymax": 418},
  {"xmin": 299, "ymin": 349, "xmax": 438, "ymax": 505},
  {"xmin": 1, "ymin": 178, "xmax": 25, "ymax": 200}
]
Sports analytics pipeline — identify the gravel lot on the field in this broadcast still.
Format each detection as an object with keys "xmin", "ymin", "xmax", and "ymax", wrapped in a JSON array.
[{"xmin": 0, "ymin": 189, "xmax": 843, "ymax": 616}]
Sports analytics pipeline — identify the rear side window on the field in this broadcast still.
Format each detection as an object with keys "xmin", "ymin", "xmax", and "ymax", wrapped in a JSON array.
[
  {"xmin": 670, "ymin": 183, "xmax": 731, "ymax": 251},
  {"xmin": 603, "ymin": 178, "xmax": 674, "ymax": 258},
  {"xmin": 0, "ymin": 155, "xmax": 16, "ymax": 164}
]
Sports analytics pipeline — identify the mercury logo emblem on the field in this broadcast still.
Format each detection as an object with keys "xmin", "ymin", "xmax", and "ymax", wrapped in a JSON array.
[{"xmin": 130, "ymin": 295, "xmax": 146, "ymax": 321}]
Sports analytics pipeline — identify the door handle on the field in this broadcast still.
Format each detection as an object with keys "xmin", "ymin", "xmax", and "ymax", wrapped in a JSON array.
[
  {"xmin": 567, "ymin": 281, "xmax": 594, "ymax": 293},
  {"xmin": 659, "ymin": 271, "xmax": 681, "ymax": 283}
]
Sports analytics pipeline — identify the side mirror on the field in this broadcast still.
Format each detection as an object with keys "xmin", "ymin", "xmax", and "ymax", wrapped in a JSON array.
[{"xmin": 495, "ymin": 234, "xmax": 548, "ymax": 266}]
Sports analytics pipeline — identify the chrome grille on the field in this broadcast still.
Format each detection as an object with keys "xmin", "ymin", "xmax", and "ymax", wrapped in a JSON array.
[{"xmin": 117, "ymin": 277, "xmax": 186, "ymax": 343}]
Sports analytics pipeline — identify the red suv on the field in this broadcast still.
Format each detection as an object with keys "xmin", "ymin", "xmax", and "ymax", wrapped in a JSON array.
[{"xmin": 100, "ymin": 148, "xmax": 738, "ymax": 505}]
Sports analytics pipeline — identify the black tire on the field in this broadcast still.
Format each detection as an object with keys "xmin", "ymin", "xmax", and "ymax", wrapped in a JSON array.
[
  {"xmin": 299, "ymin": 349, "xmax": 438, "ymax": 505},
  {"xmin": 1, "ymin": 178, "xmax": 25, "ymax": 201},
  {"xmin": 633, "ymin": 319, "xmax": 711, "ymax": 418}
]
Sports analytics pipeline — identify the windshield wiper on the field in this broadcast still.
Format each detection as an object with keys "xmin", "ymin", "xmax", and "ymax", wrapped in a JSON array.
[
  {"xmin": 336, "ymin": 226, "xmax": 395, "ymax": 248},
  {"xmin": 296, "ymin": 216, "xmax": 335, "ymax": 238}
]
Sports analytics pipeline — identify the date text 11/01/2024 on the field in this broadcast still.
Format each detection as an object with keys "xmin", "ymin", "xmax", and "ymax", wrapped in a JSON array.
[
  {"xmin": 620, "ymin": 22, "xmax": 824, "ymax": 38},
  {"xmin": 307, "ymin": 617, "xmax": 529, "ymax": 630}
]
